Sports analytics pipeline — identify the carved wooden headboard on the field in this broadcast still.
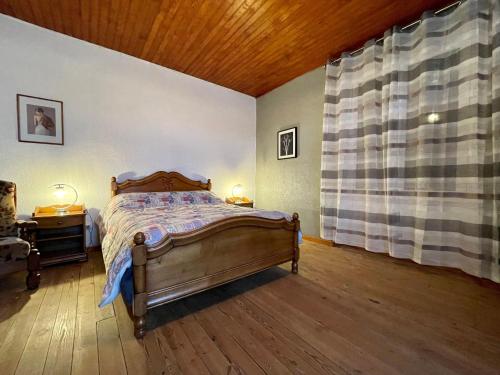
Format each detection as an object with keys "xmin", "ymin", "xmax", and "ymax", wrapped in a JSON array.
[{"xmin": 111, "ymin": 171, "xmax": 211, "ymax": 196}]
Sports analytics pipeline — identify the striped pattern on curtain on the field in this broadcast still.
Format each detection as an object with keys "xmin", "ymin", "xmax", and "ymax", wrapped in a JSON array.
[{"xmin": 320, "ymin": 0, "xmax": 500, "ymax": 282}]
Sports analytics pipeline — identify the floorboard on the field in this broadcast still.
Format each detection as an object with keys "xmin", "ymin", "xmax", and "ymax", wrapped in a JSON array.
[
  {"xmin": 16, "ymin": 265, "xmax": 77, "ymax": 375},
  {"xmin": 0, "ymin": 269, "xmax": 54, "ymax": 375},
  {"xmin": 96, "ymin": 317, "xmax": 127, "ymax": 375},
  {"xmin": 43, "ymin": 265, "xmax": 80, "ymax": 375},
  {"xmin": 71, "ymin": 258, "xmax": 98, "ymax": 375},
  {"xmin": 0, "ymin": 241, "xmax": 498, "ymax": 374}
]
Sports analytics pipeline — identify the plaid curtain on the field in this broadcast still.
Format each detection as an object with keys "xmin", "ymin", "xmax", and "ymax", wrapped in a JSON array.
[{"xmin": 321, "ymin": 0, "xmax": 500, "ymax": 282}]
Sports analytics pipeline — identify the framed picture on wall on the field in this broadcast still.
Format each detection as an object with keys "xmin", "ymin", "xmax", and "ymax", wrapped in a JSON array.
[
  {"xmin": 277, "ymin": 126, "xmax": 297, "ymax": 159},
  {"xmin": 17, "ymin": 94, "xmax": 64, "ymax": 145}
]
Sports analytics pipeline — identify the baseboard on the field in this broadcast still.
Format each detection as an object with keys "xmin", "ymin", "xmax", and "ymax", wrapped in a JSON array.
[{"xmin": 302, "ymin": 235, "xmax": 333, "ymax": 246}]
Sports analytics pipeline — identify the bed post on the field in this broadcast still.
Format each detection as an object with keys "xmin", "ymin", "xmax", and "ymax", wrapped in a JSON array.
[
  {"xmin": 292, "ymin": 212, "xmax": 300, "ymax": 274},
  {"xmin": 132, "ymin": 232, "xmax": 147, "ymax": 339},
  {"xmin": 111, "ymin": 177, "xmax": 118, "ymax": 197}
]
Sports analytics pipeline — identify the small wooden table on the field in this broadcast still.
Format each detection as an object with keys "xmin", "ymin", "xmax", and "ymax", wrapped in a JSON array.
[
  {"xmin": 225, "ymin": 197, "xmax": 254, "ymax": 208},
  {"xmin": 32, "ymin": 204, "xmax": 88, "ymax": 266}
]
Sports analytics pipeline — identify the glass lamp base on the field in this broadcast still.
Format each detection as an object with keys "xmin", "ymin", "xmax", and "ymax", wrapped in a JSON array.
[{"xmin": 55, "ymin": 207, "xmax": 69, "ymax": 215}]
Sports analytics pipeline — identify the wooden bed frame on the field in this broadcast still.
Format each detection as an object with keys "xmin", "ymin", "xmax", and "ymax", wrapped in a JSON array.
[{"xmin": 110, "ymin": 171, "xmax": 300, "ymax": 338}]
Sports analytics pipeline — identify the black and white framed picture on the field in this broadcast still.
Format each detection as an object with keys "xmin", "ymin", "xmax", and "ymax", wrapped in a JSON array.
[
  {"xmin": 277, "ymin": 126, "xmax": 297, "ymax": 160},
  {"xmin": 17, "ymin": 94, "xmax": 64, "ymax": 145}
]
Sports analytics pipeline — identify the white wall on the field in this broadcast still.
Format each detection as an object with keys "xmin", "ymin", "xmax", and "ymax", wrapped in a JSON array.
[{"xmin": 0, "ymin": 15, "xmax": 256, "ymax": 244}]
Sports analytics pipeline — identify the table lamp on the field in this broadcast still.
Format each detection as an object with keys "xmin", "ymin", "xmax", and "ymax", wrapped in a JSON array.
[
  {"xmin": 48, "ymin": 183, "xmax": 78, "ymax": 214},
  {"xmin": 232, "ymin": 184, "xmax": 243, "ymax": 200}
]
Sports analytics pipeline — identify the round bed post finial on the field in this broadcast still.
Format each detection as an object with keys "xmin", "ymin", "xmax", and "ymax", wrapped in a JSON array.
[{"xmin": 134, "ymin": 232, "xmax": 146, "ymax": 245}]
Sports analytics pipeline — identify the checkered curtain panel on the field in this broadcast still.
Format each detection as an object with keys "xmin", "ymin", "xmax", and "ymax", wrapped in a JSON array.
[{"xmin": 321, "ymin": 0, "xmax": 500, "ymax": 282}]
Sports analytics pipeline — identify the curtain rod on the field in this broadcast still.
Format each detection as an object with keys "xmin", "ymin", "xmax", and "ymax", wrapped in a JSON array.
[{"xmin": 328, "ymin": 0, "xmax": 462, "ymax": 65}]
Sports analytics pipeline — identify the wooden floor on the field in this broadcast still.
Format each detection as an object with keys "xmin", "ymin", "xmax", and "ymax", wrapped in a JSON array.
[{"xmin": 0, "ymin": 240, "xmax": 499, "ymax": 375}]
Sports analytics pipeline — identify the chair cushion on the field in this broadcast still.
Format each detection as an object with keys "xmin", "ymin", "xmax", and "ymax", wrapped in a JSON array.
[
  {"xmin": 0, "ymin": 237, "xmax": 30, "ymax": 260},
  {"xmin": 0, "ymin": 181, "xmax": 17, "ymax": 237}
]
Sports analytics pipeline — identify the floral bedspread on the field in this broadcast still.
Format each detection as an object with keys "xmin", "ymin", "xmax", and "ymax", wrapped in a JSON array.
[{"xmin": 99, "ymin": 191, "xmax": 292, "ymax": 306}]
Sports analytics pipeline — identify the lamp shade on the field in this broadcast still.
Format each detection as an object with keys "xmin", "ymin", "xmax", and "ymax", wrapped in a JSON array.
[
  {"xmin": 48, "ymin": 183, "xmax": 78, "ymax": 213},
  {"xmin": 232, "ymin": 184, "xmax": 243, "ymax": 197}
]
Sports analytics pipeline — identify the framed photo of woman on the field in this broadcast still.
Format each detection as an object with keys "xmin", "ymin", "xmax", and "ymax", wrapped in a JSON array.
[{"xmin": 17, "ymin": 94, "xmax": 64, "ymax": 145}]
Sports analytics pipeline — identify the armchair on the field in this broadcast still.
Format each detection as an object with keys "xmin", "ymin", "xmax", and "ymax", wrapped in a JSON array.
[{"xmin": 0, "ymin": 180, "xmax": 40, "ymax": 289}]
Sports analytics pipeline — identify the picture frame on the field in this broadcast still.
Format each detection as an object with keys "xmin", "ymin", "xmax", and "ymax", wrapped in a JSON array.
[
  {"xmin": 277, "ymin": 126, "xmax": 297, "ymax": 159},
  {"xmin": 17, "ymin": 94, "xmax": 64, "ymax": 145}
]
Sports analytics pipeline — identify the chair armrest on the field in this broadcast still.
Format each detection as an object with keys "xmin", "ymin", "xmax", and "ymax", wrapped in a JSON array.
[
  {"xmin": 16, "ymin": 220, "xmax": 38, "ymax": 244},
  {"xmin": 16, "ymin": 220, "xmax": 38, "ymax": 230}
]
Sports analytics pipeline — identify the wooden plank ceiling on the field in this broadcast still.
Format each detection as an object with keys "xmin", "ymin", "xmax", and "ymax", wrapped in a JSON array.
[{"xmin": 0, "ymin": 0, "xmax": 451, "ymax": 97}]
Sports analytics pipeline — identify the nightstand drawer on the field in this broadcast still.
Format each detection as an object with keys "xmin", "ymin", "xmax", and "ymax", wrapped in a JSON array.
[{"xmin": 35, "ymin": 215, "xmax": 84, "ymax": 229}]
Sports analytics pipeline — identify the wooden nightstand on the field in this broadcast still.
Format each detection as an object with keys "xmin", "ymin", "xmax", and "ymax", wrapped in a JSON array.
[
  {"xmin": 32, "ymin": 204, "xmax": 88, "ymax": 266},
  {"xmin": 225, "ymin": 198, "xmax": 254, "ymax": 208}
]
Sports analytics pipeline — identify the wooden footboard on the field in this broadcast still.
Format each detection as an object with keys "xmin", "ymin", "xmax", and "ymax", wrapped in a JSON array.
[
  {"xmin": 109, "ymin": 171, "xmax": 300, "ymax": 338},
  {"xmin": 131, "ymin": 213, "xmax": 300, "ymax": 338}
]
